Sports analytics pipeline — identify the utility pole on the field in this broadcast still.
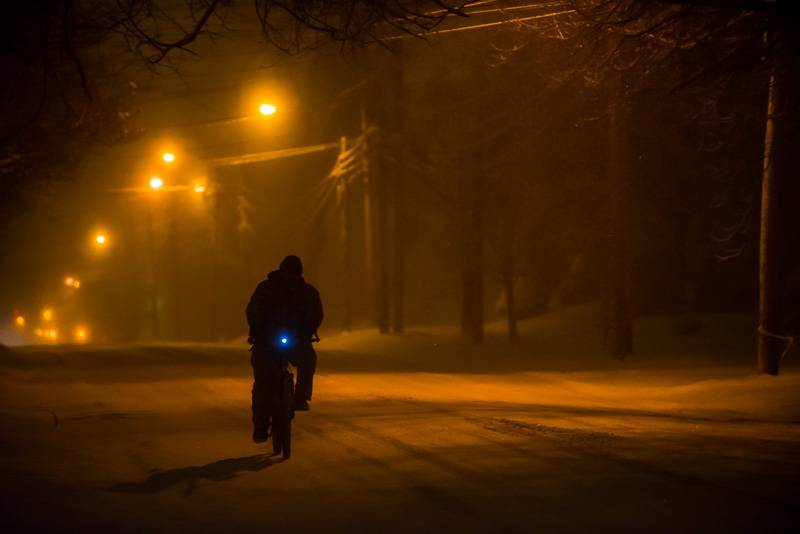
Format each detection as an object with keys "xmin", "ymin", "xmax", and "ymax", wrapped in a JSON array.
[
  {"xmin": 361, "ymin": 104, "xmax": 374, "ymax": 308},
  {"xmin": 146, "ymin": 202, "xmax": 159, "ymax": 340},
  {"xmin": 337, "ymin": 136, "xmax": 353, "ymax": 331},
  {"xmin": 168, "ymin": 194, "xmax": 181, "ymax": 340},
  {"xmin": 756, "ymin": 28, "xmax": 797, "ymax": 375},
  {"xmin": 362, "ymin": 76, "xmax": 391, "ymax": 334}
]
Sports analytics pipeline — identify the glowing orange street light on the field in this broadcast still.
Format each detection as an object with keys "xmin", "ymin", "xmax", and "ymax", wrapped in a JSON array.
[
  {"xmin": 14, "ymin": 315, "xmax": 25, "ymax": 328},
  {"xmin": 193, "ymin": 182, "xmax": 207, "ymax": 194},
  {"xmin": 162, "ymin": 152, "xmax": 176, "ymax": 163},
  {"xmin": 74, "ymin": 326, "xmax": 89, "ymax": 343},
  {"xmin": 42, "ymin": 307, "xmax": 53, "ymax": 322},
  {"xmin": 95, "ymin": 233, "xmax": 107, "ymax": 246},
  {"xmin": 150, "ymin": 176, "xmax": 164, "ymax": 190},
  {"xmin": 259, "ymin": 103, "xmax": 277, "ymax": 116},
  {"xmin": 65, "ymin": 276, "xmax": 81, "ymax": 288}
]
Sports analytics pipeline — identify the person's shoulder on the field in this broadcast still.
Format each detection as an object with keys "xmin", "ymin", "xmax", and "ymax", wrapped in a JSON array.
[
  {"xmin": 255, "ymin": 279, "xmax": 270, "ymax": 290},
  {"xmin": 254, "ymin": 274, "xmax": 277, "ymax": 294},
  {"xmin": 303, "ymin": 282, "xmax": 320, "ymax": 298}
]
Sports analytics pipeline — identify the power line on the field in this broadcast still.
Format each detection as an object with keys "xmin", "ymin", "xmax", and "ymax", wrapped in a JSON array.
[{"xmin": 204, "ymin": 141, "xmax": 339, "ymax": 167}]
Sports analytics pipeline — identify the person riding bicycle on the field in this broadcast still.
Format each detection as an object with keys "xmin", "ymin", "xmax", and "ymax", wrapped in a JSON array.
[{"xmin": 246, "ymin": 255, "xmax": 323, "ymax": 443}]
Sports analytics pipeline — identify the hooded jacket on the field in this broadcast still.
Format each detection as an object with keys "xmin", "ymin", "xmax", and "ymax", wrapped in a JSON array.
[{"xmin": 246, "ymin": 270, "xmax": 323, "ymax": 344}]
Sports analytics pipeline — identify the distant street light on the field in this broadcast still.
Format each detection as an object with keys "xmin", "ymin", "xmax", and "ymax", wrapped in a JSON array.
[
  {"xmin": 14, "ymin": 315, "xmax": 25, "ymax": 328},
  {"xmin": 259, "ymin": 103, "xmax": 277, "ymax": 116},
  {"xmin": 150, "ymin": 176, "xmax": 164, "ymax": 190},
  {"xmin": 193, "ymin": 182, "xmax": 206, "ymax": 194},
  {"xmin": 65, "ymin": 276, "xmax": 81, "ymax": 288},
  {"xmin": 42, "ymin": 307, "xmax": 53, "ymax": 322},
  {"xmin": 74, "ymin": 325, "xmax": 89, "ymax": 343},
  {"xmin": 162, "ymin": 152, "xmax": 176, "ymax": 163},
  {"xmin": 95, "ymin": 233, "xmax": 107, "ymax": 246}
]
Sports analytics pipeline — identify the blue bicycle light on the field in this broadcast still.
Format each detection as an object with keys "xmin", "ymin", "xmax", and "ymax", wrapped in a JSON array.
[{"xmin": 277, "ymin": 333, "xmax": 291, "ymax": 348}]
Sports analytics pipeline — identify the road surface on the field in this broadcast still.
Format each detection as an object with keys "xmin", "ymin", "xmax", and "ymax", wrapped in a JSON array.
[{"xmin": 1, "ymin": 345, "xmax": 800, "ymax": 532}]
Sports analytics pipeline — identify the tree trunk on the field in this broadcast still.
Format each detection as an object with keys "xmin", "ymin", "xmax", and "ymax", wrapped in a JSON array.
[
  {"xmin": 374, "ymin": 140, "xmax": 391, "ymax": 334},
  {"xmin": 606, "ymin": 83, "xmax": 634, "ymax": 359},
  {"xmin": 503, "ymin": 273, "xmax": 519, "ymax": 342},
  {"xmin": 459, "ymin": 191, "xmax": 484, "ymax": 344},
  {"xmin": 389, "ymin": 43, "xmax": 405, "ymax": 334},
  {"xmin": 390, "ymin": 167, "xmax": 405, "ymax": 334}
]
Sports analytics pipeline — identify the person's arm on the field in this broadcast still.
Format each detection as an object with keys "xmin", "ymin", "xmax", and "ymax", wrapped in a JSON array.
[
  {"xmin": 308, "ymin": 286, "xmax": 323, "ymax": 334},
  {"xmin": 246, "ymin": 283, "xmax": 266, "ymax": 338}
]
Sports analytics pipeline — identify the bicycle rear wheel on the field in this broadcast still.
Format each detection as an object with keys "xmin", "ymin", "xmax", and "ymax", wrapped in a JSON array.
[{"xmin": 280, "ymin": 373, "xmax": 293, "ymax": 459}]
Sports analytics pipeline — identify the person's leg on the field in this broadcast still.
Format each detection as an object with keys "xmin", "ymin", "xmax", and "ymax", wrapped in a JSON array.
[
  {"xmin": 251, "ymin": 348, "xmax": 270, "ymax": 441},
  {"xmin": 293, "ymin": 345, "xmax": 317, "ymax": 404}
]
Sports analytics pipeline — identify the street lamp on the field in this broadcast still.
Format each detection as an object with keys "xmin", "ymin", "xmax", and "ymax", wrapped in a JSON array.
[
  {"xmin": 150, "ymin": 176, "xmax": 164, "ymax": 190},
  {"xmin": 14, "ymin": 315, "xmax": 25, "ymax": 328},
  {"xmin": 42, "ymin": 307, "xmax": 53, "ymax": 322},
  {"xmin": 162, "ymin": 152, "xmax": 176, "ymax": 163},
  {"xmin": 193, "ymin": 182, "xmax": 206, "ymax": 194},
  {"xmin": 259, "ymin": 103, "xmax": 277, "ymax": 116},
  {"xmin": 95, "ymin": 233, "xmax": 107, "ymax": 246},
  {"xmin": 65, "ymin": 276, "xmax": 81, "ymax": 288},
  {"xmin": 74, "ymin": 325, "xmax": 89, "ymax": 343}
]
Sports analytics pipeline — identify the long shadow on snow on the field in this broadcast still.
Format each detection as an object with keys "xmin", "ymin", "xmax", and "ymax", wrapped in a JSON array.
[{"xmin": 111, "ymin": 454, "xmax": 280, "ymax": 495}]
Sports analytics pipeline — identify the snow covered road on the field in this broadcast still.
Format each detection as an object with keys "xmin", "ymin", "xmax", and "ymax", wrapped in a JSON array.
[{"xmin": 2, "ymin": 348, "xmax": 800, "ymax": 533}]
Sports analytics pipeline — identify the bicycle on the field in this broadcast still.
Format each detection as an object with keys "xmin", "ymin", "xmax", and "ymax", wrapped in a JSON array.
[
  {"xmin": 252, "ymin": 331, "xmax": 319, "ymax": 460},
  {"xmin": 269, "ymin": 343, "xmax": 294, "ymax": 460}
]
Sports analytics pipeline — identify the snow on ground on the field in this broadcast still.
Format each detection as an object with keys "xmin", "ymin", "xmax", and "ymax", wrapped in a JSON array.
[{"xmin": 1, "ymin": 307, "xmax": 800, "ymax": 532}]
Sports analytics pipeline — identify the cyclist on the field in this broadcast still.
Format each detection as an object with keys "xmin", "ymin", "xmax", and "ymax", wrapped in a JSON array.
[{"xmin": 246, "ymin": 255, "xmax": 323, "ymax": 443}]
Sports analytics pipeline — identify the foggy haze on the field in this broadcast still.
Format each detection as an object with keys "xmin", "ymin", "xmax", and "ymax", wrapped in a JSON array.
[{"xmin": 1, "ymin": 2, "xmax": 799, "ymax": 532}]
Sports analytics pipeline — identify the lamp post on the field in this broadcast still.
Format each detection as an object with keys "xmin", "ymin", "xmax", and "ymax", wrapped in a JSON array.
[{"xmin": 146, "ymin": 177, "xmax": 162, "ymax": 339}]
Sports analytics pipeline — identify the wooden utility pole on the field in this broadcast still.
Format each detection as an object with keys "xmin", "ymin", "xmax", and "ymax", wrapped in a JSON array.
[
  {"xmin": 337, "ymin": 136, "xmax": 353, "ymax": 331},
  {"xmin": 361, "ymin": 105, "xmax": 374, "ymax": 305},
  {"xmin": 375, "ymin": 147, "xmax": 391, "ymax": 334},
  {"xmin": 756, "ymin": 35, "xmax": 797, "ymax": 375},
  {"xmin": 362, "ymin": 72, "xmax": 391, "ymax": 334},
  {"xmin": 146, "ymin": 202, "xmax": 159, "ymax": 340},
  {"xmin": 168, "ymin": 194, "xmax": 181, "ymax": 340}
]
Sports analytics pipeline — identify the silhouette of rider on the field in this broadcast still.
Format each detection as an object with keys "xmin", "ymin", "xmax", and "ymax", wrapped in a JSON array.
[{"xmin": 246, "ymin": 255, "xmax": 323, "ymax": 443}]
